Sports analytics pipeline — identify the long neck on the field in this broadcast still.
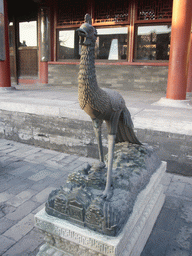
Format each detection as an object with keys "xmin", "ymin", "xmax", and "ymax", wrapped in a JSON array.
[{"xmin": 78, "ymin": 44, "xmax": 98, "ymax": 89}]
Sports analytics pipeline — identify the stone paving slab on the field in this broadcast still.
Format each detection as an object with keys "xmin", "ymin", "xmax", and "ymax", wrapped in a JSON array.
[{"xmin": 0, "ymin": 138, "xmax": 192, "ymax": 255}]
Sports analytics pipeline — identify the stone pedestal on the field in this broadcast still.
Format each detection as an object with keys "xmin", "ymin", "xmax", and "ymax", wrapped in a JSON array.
[{"xmin": 35, "ymin": 161, "xmax": 166, "ymax": 256}]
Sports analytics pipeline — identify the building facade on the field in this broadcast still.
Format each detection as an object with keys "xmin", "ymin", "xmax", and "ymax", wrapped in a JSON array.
[{"xmin": 0, "ymin": 0, "xmax": 192, "ymax": 99}]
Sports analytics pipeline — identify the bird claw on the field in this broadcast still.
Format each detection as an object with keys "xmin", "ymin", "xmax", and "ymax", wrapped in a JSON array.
[
  {"xmin": 99, "ymin": 162, "xmax": 106, "ymax": 168},
  {"xmin": 92, "ymin": 161, "xmax": 106, "ymax": 172},
  {"xmin": 101, "ymin": 187, "xmax": 113, "ymax": 200}
]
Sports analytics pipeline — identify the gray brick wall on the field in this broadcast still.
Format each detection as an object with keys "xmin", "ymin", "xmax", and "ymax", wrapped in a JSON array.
[
  {"xmin": 48, "ymin": 64, "xmax": 168, "ymax": 92},
  {"xmin": 0, "ymin": 110, "xmax": 108, "ymax": 158},
  {"xmin": 0, "ymin": 109, "xmax": 192, "ymax": 176}
]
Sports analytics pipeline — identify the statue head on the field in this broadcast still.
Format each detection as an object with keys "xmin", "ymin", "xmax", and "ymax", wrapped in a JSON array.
[{"xmin": 77, "ymin": 14, "xmax": 97, "ymax": 46}]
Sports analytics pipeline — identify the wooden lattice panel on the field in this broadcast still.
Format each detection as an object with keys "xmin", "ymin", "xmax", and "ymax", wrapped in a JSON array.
[
  {"xmin": 57, "ymin": 0, "xmax": 86, "ymax": 26},
  {"xmin": 137, "ymin": 0, "xmax": 172, "ymax": 21},
  {"xmin": 94, "ymin": 0, "xmax": 129, "ymax": 24},
  {"xmin": 18, "ymin": 47, "xmax": 38, "ymax": 76}
]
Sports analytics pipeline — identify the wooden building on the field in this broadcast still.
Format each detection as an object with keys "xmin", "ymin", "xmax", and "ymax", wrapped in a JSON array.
[{"xmin": 0, "ymin": 0, "xmax": 192, "ymax": 99}]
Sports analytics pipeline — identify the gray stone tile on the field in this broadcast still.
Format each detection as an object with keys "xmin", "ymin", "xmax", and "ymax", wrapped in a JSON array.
[
  {"xmin": 17, "ymin": 148, "xmax": 43, "ymax": 159},
  {"xmin": 141, "ymin": 229, "xmax": 173, "ymax": 256},
  {"xmin": 0, "ymin": 217, "xmax": 16, "ymax": 235},
  {"xmin": 182, "ymin": 184, "xmax": 192, "ymax": 198},
  {"xmin": 40, "ymin": 148, "xmax": 60, "ymax": 155},
  {"xmin": 0, "ymin": 181, "xmax": 12, "ymax": 193},
  {"xmin": 2, "ymin": 228, "xmax": 44, "ymax": 256},
  {"xmin": 28, "ymin": 170, "xmax": 52, "ymax": 182},
  {"xmin": 29, "ymin": 176, "xmax": 54, "ymax": 192},
  {"xmin": 165, "ymin": 245, "xmax": 190, "ymax": 256},
  {"xmin": 6, "ymin": 200, "xmax": 39, "ymax": 221},
  {"xmin": 0, "ymin": 203, "xmax": 16, "ymax": 217},
  {"xmin": 48, "ymin": 152, "xmax": 69, "ymax": 162},
  {"xmin": 0, "ymin": 156, "xmax": 15, "ymax": 167},
  {"xmin": 65, "ymin": 159, "xmax": 85, "ymax": 172},
  {"xmin": 31, "ymin": 203, "xmax": 45, "ymax": 215},
  {"xmin": 35, "ymin": 154, "xmax": 57, "ymax": 164},
  {"xmin": 27, "ymin": 164, "xmax": 47, "ymax": 174},
  {"xmin": 153, "ymin": 207, "xmax": 178, "ymax": 233},
  {"xmin": 0, "ymin": 235, "xmax": 15, "ymax": 255},
  {"xmin": 180, "ymin": 200, "xmax": 192, "ymax": 223},
  {"xmin": 31, "ymin": 186, "xmax": 56, "ymax": 203},
  {"xmin": 6, "ymin": 181, "xmax": 34, "ymax": 195},
  {"xmin": 166, "ymin": 180, "xmax": 186, "ymax": 196},
  {"xmin": 44, "ymin": 159, "xmax": 65, "ymax": 169},
  {"xmin": 6, "ymin": 189, "xmax": 38, "ymax": 207},
  {"xmin": 18, "ymin": 170, "xmax": 36, "ymax": 179},
  {"xmin": 7, "ymin": 175, "xmax": 27, "ymax": 186},
  {"xmin": 164, "ymin": 196, "xmax": 182, "ymax": 210},
  {"xmin": 8, "ymin": 146, "xmax": 35, "ymax": 157},
  {"xmin": 24, "ymin": 152, "xmax": 55, "ymax": 164},
  {"xmin": 59, "ymin": 155, "xmax": 79, "ymax": 165},
  {"xmin": 175, "ymin": 225, "xmax": 192, "ymax": 251},
  {"xmin": 1, "ymin": 147, "xmax": 19, "ymax": 154},
  {"xmin": 0, "ymin": 144, "xmax": 14, "ymax": 152},
  {"xmin": 0, "ymin": 139, "xmax": 10, "ymax": 145},
  {"xmin": 78, "ymin": 156, "xmax": 98, "ymax": 165},
  {"xmin": 47, "ymin": 169, "xmax": 64, "ymax": 179},
  {"xmin": 0, "ymin": 192, "xmax": 14, "ymax": 203},
  {"xmin": 0, "ymin": 211, "xmax": 4, "ymax": 218},
  {"xmin": 172, "ymin": 175, "xmax": 192, "ymax": 185},
  {"xmin": 3, "ymin": 213, "xmax": 34, "ymax": 242},
  {"xmin": 8, "ymin": 160, "xmax": 27, "ymax": 170},
  {"xmin": 10, "ymin": 164, "xmax": 34, "ymax": 175},
  {"xmin": 22, "ymin": 151, "xmax": 43, "ymax": 163}
]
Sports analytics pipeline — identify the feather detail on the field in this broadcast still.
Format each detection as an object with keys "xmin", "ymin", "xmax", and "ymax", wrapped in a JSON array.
[
  {"xmin": 115, "ymin": 108, "xmax": 141, "ymax": 144},
  {"xmin": 122, "ymin": 107, "xmax": 134, "ymax": 128}
]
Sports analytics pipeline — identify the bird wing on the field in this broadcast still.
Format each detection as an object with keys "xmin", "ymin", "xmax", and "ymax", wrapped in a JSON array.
[{"xmin": 102, "ymin": 88, "xmax": 125, "ymax": 112}]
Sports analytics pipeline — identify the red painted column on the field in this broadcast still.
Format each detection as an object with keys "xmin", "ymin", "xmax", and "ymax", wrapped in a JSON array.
[
  {"xmin": 0, "ymin": 0, "xmax": 11, "ymax": 88},
  {"xmin": 40, "ymin": 61, "xmax": 48, "ymax": 84},
  {"xmin": 166, "ymin": 0, "xmax": 192, "ymax": 100},
  {"xmin": 187, "ymin": 32, "xmax": 192, "ymax": 93},
  {"xmin": 39, "ymin": 7, "xmax": 49, "ymax": 84},
  {"xmin": 128, "ymin": 2, "xmax": 136, "ymax": 63}
]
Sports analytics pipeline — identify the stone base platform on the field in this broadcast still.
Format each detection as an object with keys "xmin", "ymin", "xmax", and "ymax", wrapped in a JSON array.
[{"xmin": 35, "ymin": 161, "xmax": 166, "ymax": 256}]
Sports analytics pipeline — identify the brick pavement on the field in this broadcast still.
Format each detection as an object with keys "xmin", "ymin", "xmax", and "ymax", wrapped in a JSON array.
[{"xmin": 0, "ymin": 139, "xmax": 192, "ymax": 255}]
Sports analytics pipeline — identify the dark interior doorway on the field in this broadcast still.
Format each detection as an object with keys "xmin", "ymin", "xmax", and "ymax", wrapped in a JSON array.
[{"xmin": 8, "ymin": 0, "xmax": 39, "ymax": 83}]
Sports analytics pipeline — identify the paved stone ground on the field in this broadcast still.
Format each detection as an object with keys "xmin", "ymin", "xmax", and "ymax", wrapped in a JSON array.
[{"xmin": 0, "ymin": 139, "xmax": 192, "ymax": 256}]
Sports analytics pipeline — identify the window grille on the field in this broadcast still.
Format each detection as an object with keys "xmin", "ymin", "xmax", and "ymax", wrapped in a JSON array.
[
  {"xmin": 137, "ymin": 0, "xmax": 172, "ymax": 21},
  {"xmin": 94, "ymin": 0, "xmax": 129, "ymax": 24},
  {"xmin": 57, "ymin": 0, "xmax": 86, "ymax": 26}
]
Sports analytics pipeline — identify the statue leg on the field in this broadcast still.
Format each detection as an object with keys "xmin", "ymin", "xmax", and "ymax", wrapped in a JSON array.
[
  {"xmin": 92, "ymin": 119, "xmax": 104, "ymax": 163},
  {"xmin": 102, "ymin": 134, "xmax": 116, "ymax": 200}
]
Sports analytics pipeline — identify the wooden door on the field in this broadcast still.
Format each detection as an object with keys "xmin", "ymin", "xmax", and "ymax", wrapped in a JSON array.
[{"xmin": 18, "ymin": 20, "xmax": 38, "ymax": 78}]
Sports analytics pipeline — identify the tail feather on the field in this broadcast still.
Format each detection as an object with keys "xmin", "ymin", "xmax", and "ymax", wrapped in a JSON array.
[
  {"xmin": 117, "ymin": 121, "xmax": 127, "ymax": 142},
  {"xmin": 116, "ymin": 123, "xmax": 124, "ymax": 143},
  {"xmin": 115, "ymin": 108, "xmax": 141, "ymax": 145}
]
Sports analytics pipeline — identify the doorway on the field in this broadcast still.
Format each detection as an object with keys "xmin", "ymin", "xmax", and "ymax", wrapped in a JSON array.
[
  {"xmin": 9, "ymin": 20, "xmax": 38, "ymax": 83},
  {"xmin": 8, "ymin": 0, "xmax": 39, "ymax": 84},
  {"xmin": 18, "ymin": 21, "xmax": 38, "ymax": 78}
]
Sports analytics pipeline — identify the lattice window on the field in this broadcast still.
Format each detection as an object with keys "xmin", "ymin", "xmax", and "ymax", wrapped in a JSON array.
[
  {"xmin": 94, "ymin": 0, "xmax": 129, "ymax": 24},
  {"xmin": 57, "ymin": 0, "xmax": 86, "ymax": 26},
  {"xmin": 137, "ymin": 0, "xmax": 172, "ymax": 21}
]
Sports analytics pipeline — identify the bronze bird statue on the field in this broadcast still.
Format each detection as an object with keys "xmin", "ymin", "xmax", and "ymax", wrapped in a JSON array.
[{"xmin": 77, "ymin": 14, "xmax": 141, "ymax": 199}]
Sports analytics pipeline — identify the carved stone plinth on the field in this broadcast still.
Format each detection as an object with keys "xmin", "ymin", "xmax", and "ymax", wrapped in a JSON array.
[
  {"xmin": 44, "ymin": 144, "xmax": 162, "ymax": 237},
  {"xmin": 35, "ymin": 156, "xmax": 166, "ymax": 256}
]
